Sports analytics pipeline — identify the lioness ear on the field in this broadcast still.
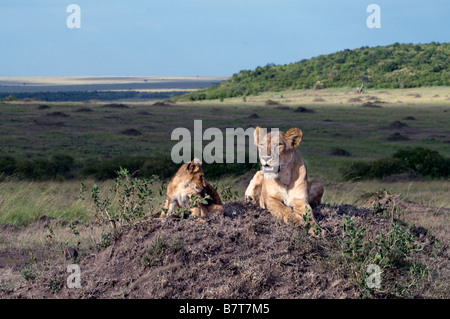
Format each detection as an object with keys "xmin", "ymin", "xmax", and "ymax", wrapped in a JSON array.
[
  {"xmin": 253, "ymin": 127, "xmax": 261, "ymax": 146},
  {"xmin": 285, "ymin": 128, "xmax": 303, "ymax": 148}
]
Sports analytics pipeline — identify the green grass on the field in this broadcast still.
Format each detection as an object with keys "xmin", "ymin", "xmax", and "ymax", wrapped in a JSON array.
[
  {"xmin": 0, "ymin": 87, "xmax": 449, "ymax": 225},
  {"xmin": 1, "ymin": 88, "xmax": 449, "ymax": 166},
  {"xmin": 0, "ymin": 180, "xmax": 89, "ymax": 226}
]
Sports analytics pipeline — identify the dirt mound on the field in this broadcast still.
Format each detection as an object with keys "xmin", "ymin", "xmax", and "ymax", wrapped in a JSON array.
[
  {"xmin": 274, "ymin": 106, "xmax": 291, "ymax": 111},
  {"xmin": 0, "ymin": 196, "xmax": 449, "ymax": 299},
  {"xmin": 361, "ymin": 101, "xmax": 382, "ymax": 108},
  {"xmin": 74, "ymin": 107, "xmax": 93, "ymax": 113},
  {"xmin": 46, "ymin": 111, "xmax": 69, "ymax": 117},
  {"xmin": 387, "ymin": 132, "xmax": 410, "ymax": 141},
  {"xmin": 293, "ymin": 107, "xmax": 314, "ymax": 113},
  {"xmin": 0, "ymin": 224, "xmax": 20, "ymax": 232},
  {"xmin": 265, "ymin": 99, "xmax": 280, "ymax": 106},
  {"xmin": 120, "ymin": 129, "xmax": 142, "ymax": 136},
  {"xmin": 388, "ymin": 121, "xmax": 408, "ymax": 129},
  {"xmin": 330, "ymin": 147, "xmax": 351, "ymax": 157},
  {"xmin": 103, "ymin": 103, "xmax": 129, "ymax": 109},
  {"xmin": 153, "ymin": 100, "xmax": 175, "ymax": 107},
  {"xmin": 1, "ymin": 200, "xmax": 447, "ymax": 299},
  {"xmin": 136, "ymin": 111, "xmax": 152, "ymax": 116},
  {"xmin": 247, "ymin": 113, "xmax": 260, "ymax": 119}
]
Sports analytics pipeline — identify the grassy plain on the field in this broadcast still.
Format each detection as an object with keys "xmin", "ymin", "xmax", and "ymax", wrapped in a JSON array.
[{"xmin": 0, "ymin": 86, "xmax": 449, "ymax": 226}]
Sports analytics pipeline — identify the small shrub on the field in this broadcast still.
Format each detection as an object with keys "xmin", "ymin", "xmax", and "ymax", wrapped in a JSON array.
[
  {"xmin": 82, "ymin": 167, "xmax": 159, "ymax": 229},
  {"xmin": 48, "ymin": 276, "xmax": 62, "ymax": 293},
  {"xmin": 218, "ymin": 185, "xmax": 239, "ymax": 202},
  {"xmin": 20, "ymin": 266, "xmax": 38, "ymax": 281},
  {"xmin": 393, "ymin": 147, "xmax": 449, "ymax": 178},
  {"xmin": 342, "ymin": 147, "xmax": 449, "ymax": 180},
  {"xmin": 338, "ymin": 216, "xmax": 426, "ymax": 297},
  {"xmin": 342, "ymin": 158, "xmax": 407, "ymax": 181},
  {"xmin": 168, "ymin": 194, "xmax": 212, "ymax": 219},
  {"xmin": 98, "ymin": 232, "xmax": 112, "ymax": 249},
  {"xmin": 0, "ymin": 156, "xmax": 17, "ymax": 176}
]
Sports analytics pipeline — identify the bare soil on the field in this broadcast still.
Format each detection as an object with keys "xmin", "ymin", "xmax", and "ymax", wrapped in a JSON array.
[{"xmin": 1, "ymin": 198, "xmax": 448, "ymax": 299}]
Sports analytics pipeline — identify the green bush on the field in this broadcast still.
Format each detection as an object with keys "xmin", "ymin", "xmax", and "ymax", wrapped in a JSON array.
[
  {"xmin": 342, "ymin": 147, "xmax": 449, "ymax": 181},
  {"xmin": 393, "ymin": 147, "xmax": 449, "ymax": 178},
  {"xmin": 81, "ymin": 153, "xmax": 179, "ymax": 180},
  {"xmin": 1, "ymin": 152, "xmax": 260, "ymax": 181},
  {"xmin": 15, "ymin": 155, "xmax": 75, "ymax": 180},
  {"xmin": 343, "ymin": 158, "xmax": 407, "ymax": 181},
  {"xmin": 0, "ymin": 156, "xmax": 17, "ymax": 176},
  {"xmin": 81, "ymin": 156, "xmax": 147, "ymax": 180},
  {"xmin": 178, "ymin": 42, "xmax": 450, "ymax": 101}
]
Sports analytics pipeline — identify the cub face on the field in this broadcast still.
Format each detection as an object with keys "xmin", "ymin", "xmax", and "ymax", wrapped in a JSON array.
[{"xmin": 185, "ymin": 159, "xmax": 207, "ymax": 194}]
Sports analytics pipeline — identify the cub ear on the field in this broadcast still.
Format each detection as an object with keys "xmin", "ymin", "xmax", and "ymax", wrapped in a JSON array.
[
  {"xmin": 192, "ymin": 158, "xmax": 202, "ymax": 166},
  {"xmin": 186, "ymin": 158, "xmax": 202, "ymax": 173},
  {"xmin": 253, "ymin": 126, "xmax": 261, "ymax": 146},
  {"xmin": 284, "ymin": 128, "xmax": 303, "ymax": 148}
]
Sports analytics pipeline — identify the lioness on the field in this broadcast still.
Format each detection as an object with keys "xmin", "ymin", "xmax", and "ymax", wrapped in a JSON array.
[
  {"xmin": 162, "ymin": 158, "xmax": 224, "ymax": 219},
  {"xmin": 245, "ymin": 127, "xmax": 324, "ymax": 229}
]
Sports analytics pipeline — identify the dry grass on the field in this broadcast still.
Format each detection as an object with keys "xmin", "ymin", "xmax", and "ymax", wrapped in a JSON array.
[{"xmin": 208, "ymin": 87, "xmax": 450, "ymax": 107}]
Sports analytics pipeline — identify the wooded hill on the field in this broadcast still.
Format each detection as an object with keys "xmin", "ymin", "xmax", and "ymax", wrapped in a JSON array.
[{"xmin": 180, "ymin": 42, "xmax": 450, "ymax": 101}]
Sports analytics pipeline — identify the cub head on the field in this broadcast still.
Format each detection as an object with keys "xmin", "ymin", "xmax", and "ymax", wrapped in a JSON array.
[
  {"xmin": 185, "ymin": 158, "xmax": 207, "ymax": 193},
  {"xmin": 254, "ymin": 126, "xmax": 303, "ymax": 178}
]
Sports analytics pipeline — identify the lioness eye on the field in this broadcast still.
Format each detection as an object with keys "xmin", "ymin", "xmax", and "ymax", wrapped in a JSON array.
[{"xmin": 278, "ymin": 143, "xmax": 283, "ymax": 146}]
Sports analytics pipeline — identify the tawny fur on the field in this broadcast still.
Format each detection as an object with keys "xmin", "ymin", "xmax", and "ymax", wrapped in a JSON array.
[
  {"xmin": 245, "ymin": 127, "xmax": 324, "ymax": 230},
  {"xmin": 162, "ymin": 159, "xmax": 224, "ymax": 219}
]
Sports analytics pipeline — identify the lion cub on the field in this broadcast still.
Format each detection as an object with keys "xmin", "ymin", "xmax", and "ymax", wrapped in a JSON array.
[{"xmin": 161, "ymin": 158, "xmax": 224, "ymax": 219}]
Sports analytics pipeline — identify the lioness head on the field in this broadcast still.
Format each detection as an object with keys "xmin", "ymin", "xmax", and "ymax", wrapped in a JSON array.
[
  {"xmin": 254, "ymin": 126, "xmax": 303, "ymax": 178},
  {"xmin": 185, "ymin": 158, "xmax": 207, "ymax": 193}
]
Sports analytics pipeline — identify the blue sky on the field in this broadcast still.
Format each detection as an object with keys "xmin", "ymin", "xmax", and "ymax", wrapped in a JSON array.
[{"xmin": 1, "ymin": 0, "xmax": 449, "ymax": 77}]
